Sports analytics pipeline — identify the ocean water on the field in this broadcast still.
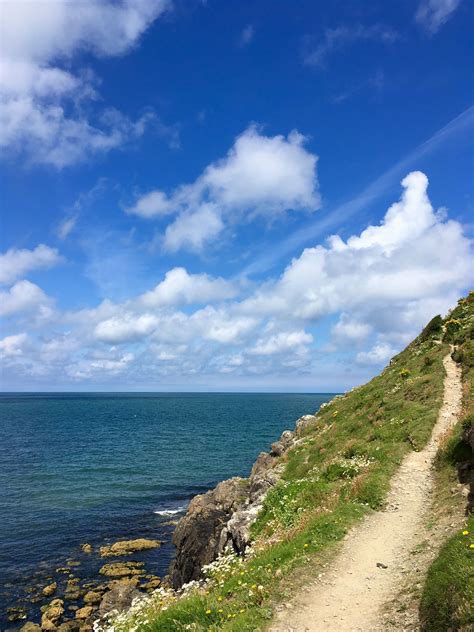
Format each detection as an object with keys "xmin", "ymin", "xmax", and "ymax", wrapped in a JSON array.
[{"xmin": 0, "ymin": 392, "xmax": 334, "ymax": 628}]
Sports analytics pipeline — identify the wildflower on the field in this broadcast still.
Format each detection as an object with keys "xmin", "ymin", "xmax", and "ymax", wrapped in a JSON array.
[
  {"xmin": 218, "ymin": 608, "xmax": 223, "ymax": 613},
  {"xmin": 206, "ymin": 609, "xmax": 212, "ymax": 615},
  {"xmin": 217, "ymin": 596, "xmax": 223, "ymax": 602},
  {"xmin": 257, "ymin": 585, "xmax": 264, "ymax": 591},
  {"xmin": 462, "ymin": 530, "xmax": 469, "ymax": 535},
  {"xmin": 470, "ymin": 544, "xmax": 474, "ymax": 549},
  {"xmin": 240, "ymin": 609, "xmax": 245, "ymax": 613},
  {"xmin": 304, "ymin": 543, "xmax": 309, "ymax": 548}
]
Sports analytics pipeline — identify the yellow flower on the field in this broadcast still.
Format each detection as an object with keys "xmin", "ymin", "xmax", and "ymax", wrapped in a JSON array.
[
  {"xmin": 470, "ymin": 544, "xmax": 474, "ymax": 549},
  {"xmin": 218, "ymin": 608, "xmax": 223, "ymax": 613},
  {"xmin": 304, "ymin": 543, "xmax": 309, "ymax": 548},
  {"xmin": 240, "ymin": 609, "xmax": 245, "ymax": 613},
  {"xmin": 462, "ymin": 530, "xmax": 469, "ymax": 535},
  {"xmin": 217, "ymin": 596, "xmax": 223, "ymax": 602},
  {"xmin": 206, "ymin": 609, "xmax": 212, "ymax": 614}
]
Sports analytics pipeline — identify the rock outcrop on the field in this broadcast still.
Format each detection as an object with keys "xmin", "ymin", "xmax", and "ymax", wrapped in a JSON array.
[
  {"xmin": 99, "ymin": 582, "xmax": 141, "ymax": 616},
  {"xmin": 169, "ymin": 415, "xmax": 318, "ymax": 588},
  {"xmin": 99, "ymin": 538, "xmax": 161, "ymax": 557}
]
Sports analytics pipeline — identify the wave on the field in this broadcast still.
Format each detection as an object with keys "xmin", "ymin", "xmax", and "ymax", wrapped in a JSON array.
[{"xmin": 153, "ymin": 505, "xmax": 188, "ymax": 517}]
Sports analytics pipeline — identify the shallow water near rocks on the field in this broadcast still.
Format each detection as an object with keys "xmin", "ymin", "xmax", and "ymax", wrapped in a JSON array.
[{"xmin": 0, "ymin": 392, "xmax": 333, "ymax": 629}]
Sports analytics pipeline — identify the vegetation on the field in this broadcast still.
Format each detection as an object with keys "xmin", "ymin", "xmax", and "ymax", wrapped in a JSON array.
[
  {"xmin": 103, "ymin": 294, "xmax": 473, "ymax": 632},
  {"xmin": 419, "ymin": 292, "xmax": 474, "ymax": 631}
]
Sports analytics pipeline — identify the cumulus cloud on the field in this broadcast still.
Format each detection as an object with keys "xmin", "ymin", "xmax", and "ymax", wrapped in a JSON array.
[
  {"xmin": 126, "ymin": 190, "xmax": 174, "ymax": 218},
  {"xmin": 415, "ymin": 0, "xmax": 462, "ymax": 33},
  {"xmin": 0, "ymin": 244, "xmax": 62, "ymax": 284},
  {"xmin": 0, "ymin": 280, "xmax": 53, "ymax": 317},
  {"xmin": 139, "ymin": 267, "xmax": 237, "ymax": 307},
  {"xmin": 0, "ymin": 332, "xmax": 28, "ymax": 358},
  {"xmin": 164, "ymin": 204, "xmax": 225, "ymax": 252},
  {"xmin": 331, "ymin": 314, "xmax": 372, "ymax": 344},
  {"xmin": 1, "ymin": 171, "xmax": 472, "ymax": 386},
  {"xmin": 128, "ymin": 125, "xmax": 320, "ymax": 251},
  {"xmin": 94, "ymin": 313, "xmax": 159, "ymax": 343},
  {"xmin": 305, "ymin": 24, "xmax": 397, "ymax": 68},
  {"xmin": 0, "ymin": 0, "xmax": 171, "ymax": 166},
  {"xmin": 240, "ymin": 171, "xmax": 472, "ymax": 337},
  {"xmin": 249, "ymin": 330, "xmax": 313, "ymax": 356},
  {"xmin": 356, "ymin": 342, "xmax": 397, "ymax": 366}
]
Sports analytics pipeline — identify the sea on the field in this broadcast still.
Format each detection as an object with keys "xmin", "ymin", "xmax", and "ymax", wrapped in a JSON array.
[{"xmin": 0, "ymin": 392, "xmax": 334, "ymax": 629}]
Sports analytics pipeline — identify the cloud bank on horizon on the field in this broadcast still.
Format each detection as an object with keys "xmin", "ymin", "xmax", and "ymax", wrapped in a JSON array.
[
  {"xmin": 1, "ymin": 169, "xmax": 472, "ymax": 389},
  {"xmin": 0, "ymin": 0, "xmax": 472, "ymax": 390}
]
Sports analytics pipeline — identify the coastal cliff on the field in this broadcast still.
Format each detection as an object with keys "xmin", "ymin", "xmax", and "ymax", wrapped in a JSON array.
[{"xmin": 169, "ymin": 419, "xmax": 317, "ymax": 587}]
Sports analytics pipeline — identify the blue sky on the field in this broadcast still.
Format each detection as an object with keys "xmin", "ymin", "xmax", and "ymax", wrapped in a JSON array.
[{"xmin": 0, "ymin": 0, "xmax": 473, "ymax": 391}]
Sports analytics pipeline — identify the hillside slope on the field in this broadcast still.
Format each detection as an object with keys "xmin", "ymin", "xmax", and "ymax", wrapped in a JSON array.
[{"xmin": 97, "ymin": 293, "xmax": 473, "ymax": 632}]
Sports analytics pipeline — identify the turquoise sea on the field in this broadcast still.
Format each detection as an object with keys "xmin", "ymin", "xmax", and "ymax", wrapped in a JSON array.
[{"xmin": 0, "ymin": 392, "xmax": 334, "ymax": 628}]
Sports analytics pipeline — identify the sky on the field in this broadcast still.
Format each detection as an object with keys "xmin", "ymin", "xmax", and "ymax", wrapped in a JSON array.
[{"xmin": 0, "ymin": 0, "xmax": 473, "ymax": 392}]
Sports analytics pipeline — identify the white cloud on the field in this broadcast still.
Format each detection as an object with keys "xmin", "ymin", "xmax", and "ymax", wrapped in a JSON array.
[
  {"xmin": 305, "ymin": 24, "xmax": 398, "ymax": 68},
  {"xmin": 249, "ymin": 330, "xmax": 313, "ymax": 356},
  {"xmin": 0, "ymin": 280, "xmax": 53, "ymax": 317},
  {"xmin": 241, "ymin": 171, "xmax": 473, "ymax": 337},
  {"xmin": 57, "ymin": 215, "xmax": 78, "ymax": 240},
  {"xmin": 0, "ymin": 332, "xmax": 28, "ymax": 358},
  {"xmin": 0, "ymin": 244, "xmax": 62, "ymax": 284},
  {"xmin": 129, "ymin": 125, "xmax": 320, "ymax": 251},
  {"xmin": 196, "ymin": 307, "xmax": 257, "ymax": 344},
  {"xmin": 164, "ymin": 204, "xmax": 225, "ymax": 252},
  {"xmin": 0, "ymin": 0, "xmax": 171, "ymax": 166},
  {"xmin": 140, "ymin": 267, "xmax": 237, "ymax": 307},
  {"xmin": 331, "ymin": 315, "xmax": 372, "ymax": 344},
  {"xmin": 1, "ymin": 172, "xmax": 472, "ymax": 389},
  {"xmin": 415, "ymin": 0, "xmax": 462, "ymax": 33},
  {"xmin": 356, "ymin": 342, "xmax": 396, "ymax": 366},
  {"xmin": 94, "ymin": 313, "xmax": 159, "ymax": 343},
  {"xmin": 126, "ymin": 190, "xmax": 174, "ymax": 218}
]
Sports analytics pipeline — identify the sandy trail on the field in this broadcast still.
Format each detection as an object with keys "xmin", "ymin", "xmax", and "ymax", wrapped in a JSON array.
[{"xmin": 270, "ymin": 353, "xmax": 462, "ymax": 632}]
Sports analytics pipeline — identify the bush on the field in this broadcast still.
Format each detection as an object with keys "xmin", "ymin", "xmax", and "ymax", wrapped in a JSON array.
[{"xmin": 419, "ymin": 315, "xmax": 443, "ymax": 342}]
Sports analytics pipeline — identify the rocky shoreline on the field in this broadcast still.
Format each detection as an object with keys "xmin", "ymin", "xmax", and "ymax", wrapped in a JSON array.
[
  {"xmin": 7, "ymin": 540, "xmax": 164, "ymax": 632},
  {"xmin": 10, "ymin": 412, "xmax": 322, "ymax": 631},
  {"xmin": 169, "ymin": 412, "xmax": 321, "ymax": 588}
]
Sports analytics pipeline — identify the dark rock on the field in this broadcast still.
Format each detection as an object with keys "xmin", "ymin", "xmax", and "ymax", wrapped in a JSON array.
[
  {"xmin": 99, "ymin": 583, "xmax": 141, "ymax": 616},
  {"xmin": 75, "ymin": 606, "xmax": 94, "ymax": 620},
  {"xmin": 169, "ymin": 477, "xmax": 249, "ymax": 587},
  {"xmin": 57, "ymin": 622, "xmax": 81, "ymax": 632},
  {"xmin": 7, "ymin": 607, "xmax": 27, "ymax": 622},
  {"xmin": 100, "ymin": 538, "xmax": 161, "ymax": 557},
  {"xmin": 43, "ymin": 582, "xmax": 57, "ymax": 597},
  {"xmin": 83, "ymin": 591, "xmax": 102, "ymax": 605},
  {"xmin": 19, "ymin": 623, "xmax": 41, "ymax": 632},
  {"xmin": 170, "ymin": 428, "xmax": 291, "ymax": 588},
  {"xmin": 98, "ymin": 561, "xmax": 144, "ymax": 578}
]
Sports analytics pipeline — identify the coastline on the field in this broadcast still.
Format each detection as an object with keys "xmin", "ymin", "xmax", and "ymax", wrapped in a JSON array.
[{"xmin": 2, "ymin": 395, "xmax": 332, "ymax": 631}]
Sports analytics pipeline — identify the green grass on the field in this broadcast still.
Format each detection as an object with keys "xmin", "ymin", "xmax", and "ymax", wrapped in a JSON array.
[
  {"xmin": 103, "ymin": 294, "xmax": 474, "ymax": 632},
  {"xmin": 419, "ymin": 292, "xmax": 474, "ymax": 631},
  {"xmin": 419, "ymin": 512, "xmax": 474, "ymax": 632}
]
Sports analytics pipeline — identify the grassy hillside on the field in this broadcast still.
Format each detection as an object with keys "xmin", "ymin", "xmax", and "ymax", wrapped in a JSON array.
[
  {"xmin": 419, "ymin": 293, "xmax": 474, "ymax": 632},
  {"xmin": 102, "ymin": 294, "xmax": 473, "ymax": 632}
]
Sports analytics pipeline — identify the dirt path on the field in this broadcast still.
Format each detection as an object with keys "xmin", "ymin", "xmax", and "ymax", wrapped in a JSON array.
[{"xmin": 270, "ymin": 353, "xmax": 463, "ymax": 632}]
